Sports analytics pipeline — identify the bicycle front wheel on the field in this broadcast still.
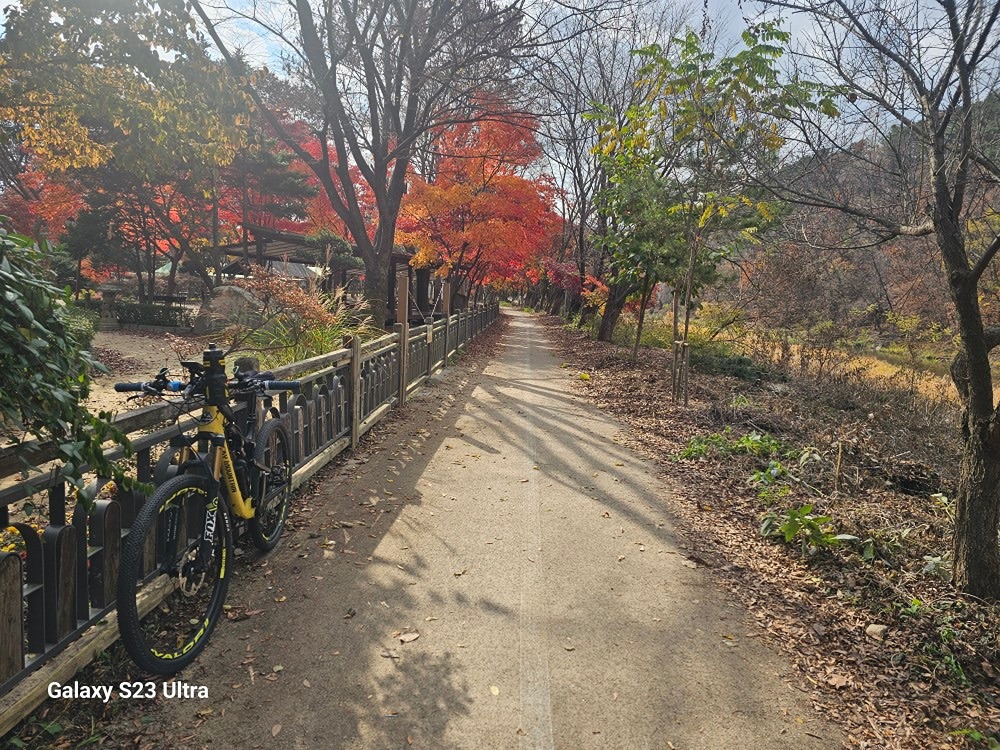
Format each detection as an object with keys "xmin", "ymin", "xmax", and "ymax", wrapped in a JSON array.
[
  {"xmin": 117, "ymin": 474, "xmax": 233, "ymax": 675},
  {"xmin": 248, "ymin": 419, "xmax": 293, "ymax": 551}
]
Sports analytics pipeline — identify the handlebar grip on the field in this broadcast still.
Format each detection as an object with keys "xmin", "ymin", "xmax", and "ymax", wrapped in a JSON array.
[
  {"xmin": 114, "ymin": 382, "xmax": 146, "ymax": 392},
  {"xmin": 264, "ymin": 381, "xmax": 300, "ymax": 392}
]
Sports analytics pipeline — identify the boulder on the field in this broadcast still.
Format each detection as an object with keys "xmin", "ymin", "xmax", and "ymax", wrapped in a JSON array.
[{"xmin": 193, "ymin": 285, "xmax": 261, "ymax": 335}]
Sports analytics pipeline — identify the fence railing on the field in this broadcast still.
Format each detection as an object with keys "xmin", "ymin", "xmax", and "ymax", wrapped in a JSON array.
[{"xmin": 0, "ymin": 304, "xmax": 499, "ymax": 720}]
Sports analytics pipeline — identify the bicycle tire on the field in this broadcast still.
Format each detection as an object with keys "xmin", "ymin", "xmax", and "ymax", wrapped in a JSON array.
[
  {"xmin": 153, "ymin": 446, "xmax": 181, "ymax": 485},
  {"xmin": 247, "ymin": 419, "xmax": 293, "ymax": 551},
  {"xmin": 117, "ymin": 474, "xmax": 233, "ymax": 675}
]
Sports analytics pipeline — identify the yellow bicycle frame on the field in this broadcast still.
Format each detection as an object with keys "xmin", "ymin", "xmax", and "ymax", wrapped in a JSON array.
[{"xmin": 197, "ymin": 405, "xmax": 255, "ymax": 520}]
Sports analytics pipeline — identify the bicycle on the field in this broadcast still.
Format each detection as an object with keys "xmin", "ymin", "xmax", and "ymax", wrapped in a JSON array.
[{"xmin": 113, "ymin": 343, "xmax": 300, "ymax": 675}]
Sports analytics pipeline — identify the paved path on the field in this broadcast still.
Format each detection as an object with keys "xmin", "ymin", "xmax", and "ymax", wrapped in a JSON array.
[{"xmin": 140, "ymin": 311, "xmax": 840, "ymax": 749}]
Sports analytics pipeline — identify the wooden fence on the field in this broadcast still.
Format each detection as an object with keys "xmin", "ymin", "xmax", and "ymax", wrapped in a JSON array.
[{"xmin": 0, "ymin": 304, "xmax": 498, "ymax": 727}]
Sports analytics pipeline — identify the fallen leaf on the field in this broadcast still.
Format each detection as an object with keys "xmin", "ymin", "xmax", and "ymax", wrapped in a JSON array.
[
  {"xmin": 272, "ymin": 665, "xmax": 284, "ymax": 673},
  {"xmin": 399, "ymin": 631, "xmax": 420, "ymax": 644},
  {"xmin": 827, "ymin": 674, "xmax": 850, "ymax": 689},
  {"xmin": 272, "ymin": 725, "xmax": 282, "ymax": 737},
  {"xmin": 303, "ymin": 679, "xmax": 311, "ymax": 688},
  {"xmin": 564, "ymin": 645, "xmax": 576, "ymax": 651}
]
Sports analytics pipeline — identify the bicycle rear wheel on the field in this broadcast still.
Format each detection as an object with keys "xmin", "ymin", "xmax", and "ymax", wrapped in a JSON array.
[
  {"xmin": 248, "ymin": 419, "xmax": 293, "ymax": 551},
  {"xmin": 117, "ymin": 474, "xmax": 232, "ymax": 675}
]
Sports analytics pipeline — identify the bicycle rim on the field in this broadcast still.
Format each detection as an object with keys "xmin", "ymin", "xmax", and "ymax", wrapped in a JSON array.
[{"xmin": 118, "ymin": 476, "xmax": 231, "ymax": 674}]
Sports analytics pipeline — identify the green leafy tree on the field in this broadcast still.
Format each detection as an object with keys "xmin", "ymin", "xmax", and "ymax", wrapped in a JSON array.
[{"xmin": 594, "ymin": 26, "xmax": 799, "ymax": 395}]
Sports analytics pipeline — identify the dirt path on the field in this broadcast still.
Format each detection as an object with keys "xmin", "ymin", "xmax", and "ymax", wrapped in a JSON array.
[
  {"xmin": 86, "ymin": 331, "xmax": 189, "ymax": 415},
  {"xmin": 122, "ymin": 311, "xmax": 842, "ymax": 749}
]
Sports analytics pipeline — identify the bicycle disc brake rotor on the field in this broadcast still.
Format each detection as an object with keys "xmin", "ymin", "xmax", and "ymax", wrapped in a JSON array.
[{"xmin": 176, "ymin": 547, "xmax": 207, "ymax": 596}]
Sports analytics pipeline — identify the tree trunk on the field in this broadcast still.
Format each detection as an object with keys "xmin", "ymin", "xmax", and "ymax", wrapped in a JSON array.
[
  {"xmin": 166, "ymin": 260, "xmax": 178, "ymax": 297},
  {"xmin": 954, "ymin": 432, "xmax": 1000, "ymax": 598},
  {"xmin": 363, "ymin": 251, "xmax": 391, "ymax": 327},
  {"xmin": 598, "ymin": 280, "xmax": 636, "ymax": 342},
  {"xmin": 632, "ymin": 276, "xmax": 652, "ymax": 360}
]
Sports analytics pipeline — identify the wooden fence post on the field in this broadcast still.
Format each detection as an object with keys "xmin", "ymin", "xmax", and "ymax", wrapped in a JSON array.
[
  {"xmin": 395, "ymin": 273, "xmax": 409, "ymax": 405},
  {"xmin": 43, "ymin": 525, "xmax": 76, "ymax": 644},
  {"xmin": 442, "ymin": 281, "xmax": 452, "ymax": 368},
  {"xmin": 350, "ymin": 336, "xmax": 362, "ymax": 449},
  {"xmin": 0, "ymin": 554, "xmax": 22, "ymax": 683},
  {"xmin": 395, "ymin": 323, "xmax": 408, "ymax": 405}
]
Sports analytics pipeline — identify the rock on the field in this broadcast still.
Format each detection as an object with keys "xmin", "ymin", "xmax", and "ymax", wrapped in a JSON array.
[
  {"xmin": 866, "ymin": 623, "xmax": 888, "ymax": 640},
  {"xmin": 193, "ymin": 285, "xmax": 261, "ymax": 335}
]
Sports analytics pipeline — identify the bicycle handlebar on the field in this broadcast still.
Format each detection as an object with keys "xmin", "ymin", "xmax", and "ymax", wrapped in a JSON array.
[
  {"xmin": 114, "ymin": 380, "xmax": 184, "ymax": 393},
  {"xmin": 262, "ymin": 381, "xmax": 300, "ymax": 392},
  {"xmin": 115, "ymin": 371, "xmax": 299, "ymax": 398}
]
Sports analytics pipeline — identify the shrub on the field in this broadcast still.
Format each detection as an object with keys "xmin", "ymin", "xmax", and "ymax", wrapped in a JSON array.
[
  {"xmin": 63, "ymin": 306, "xmax": 99, "ymax": 350},
  {"xmin": 677, "ymin": 428, "xmax": 786, "ymax": 460},
  {"xmin": 0, "ymin": 227, "xmax": 134, "ymax": 499},
  {"xmin": 759, "ymin": 504, "xmax": 857, "ymax": 555},
  {"xmin": 116, "ymin": 302, "xmax": 194, "ymax": 328},
  {"xmin": 228, "ymin": 267, "xmax": 376, "ymax": 368},
  {"xmin": 688, "ymin": 338, "xmax": 777, "ymax": 382}
]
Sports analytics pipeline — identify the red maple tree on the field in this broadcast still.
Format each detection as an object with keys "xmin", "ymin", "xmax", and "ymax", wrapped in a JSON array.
[{"xmin": 397, "ymin": 112, "xmax": 560, "ymax": 297}]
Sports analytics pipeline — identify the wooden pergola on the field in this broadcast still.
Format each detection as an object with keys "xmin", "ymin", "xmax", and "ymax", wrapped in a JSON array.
[{"xmin": 223, "ymin": 225, "xmax": 443, "ymax": 325}]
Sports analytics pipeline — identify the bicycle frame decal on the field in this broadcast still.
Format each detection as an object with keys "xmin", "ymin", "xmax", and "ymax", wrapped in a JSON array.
[
  {"xmin": 152, "ymin": 617, "xmax": 210, "ymax": 660},
  {"xmin": 203, "ymin": 498, "xmax": 218, "ymax": 542},
  {"xmin": 200, "ymin": 404, "xmax": 254, "ymax": 520}
]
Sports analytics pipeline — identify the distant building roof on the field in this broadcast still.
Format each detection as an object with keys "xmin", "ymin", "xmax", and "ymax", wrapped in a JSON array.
[{"xmin": 220, "ymin": 258, "xmax": 323, "ymax": 280}]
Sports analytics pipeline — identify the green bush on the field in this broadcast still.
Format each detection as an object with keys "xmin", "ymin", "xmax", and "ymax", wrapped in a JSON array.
[
  {"xmin": 0, "ymin": 227, "xmax": 134, "ymax": 499},
  {"xmin": 677, "ymin": 427, "xmax": 786, "ymax": 460},
  {"xmin": 72, "ymin": 297, "xmax": 103, "ymax": 314},
  {"xmin": 63, "ymin": 306, "xmax": 99, "ymax": 350},
  {"xmin": 116, "ymin": 301, "xmax": 193, "ymax": 328}
]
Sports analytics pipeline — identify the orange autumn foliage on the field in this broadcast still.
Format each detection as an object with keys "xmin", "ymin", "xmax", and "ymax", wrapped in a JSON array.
[
  {"xmin": 397, "ymin": 114, "xmax": 559, "ymax": 287},
  {"xmin": 0, "ymin": 170, "xmax": 84, "ymax": 241}
]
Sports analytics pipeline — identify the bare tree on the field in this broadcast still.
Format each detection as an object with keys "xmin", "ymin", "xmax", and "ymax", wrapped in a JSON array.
[
  {"xmin": 533, "ymin": 1, "xmax": 689, "ymax": 334},
  {"xmin": 190, "ymin": 0, "xmax": 575, "ymax": 324},
  {"xmin": 750, "ymin": 0, "xmax": 1000, "ymax": 596}
]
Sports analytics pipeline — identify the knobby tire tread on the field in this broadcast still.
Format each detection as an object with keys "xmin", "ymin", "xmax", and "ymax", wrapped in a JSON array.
[
  {"xmin": 247, "ymin": 419, "xmax": 293, "ymax": 552},
  {"xmin": 116, "ymin": 474, "xmax": 232, "ymax": 675}
]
